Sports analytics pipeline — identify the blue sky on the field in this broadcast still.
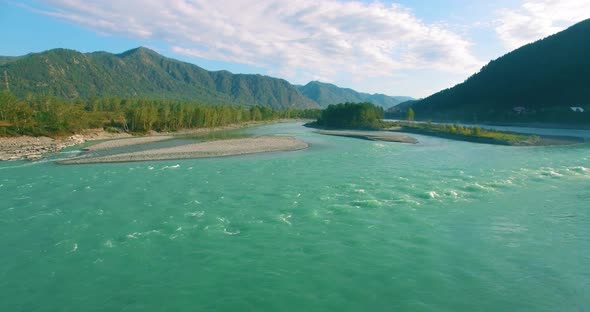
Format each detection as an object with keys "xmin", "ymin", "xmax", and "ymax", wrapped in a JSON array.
[{"xmin": 1, "ymin": 0, "xmax": 588, "ymax": 98}]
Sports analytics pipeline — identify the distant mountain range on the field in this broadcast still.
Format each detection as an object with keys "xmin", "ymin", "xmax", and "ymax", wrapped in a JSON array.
[
  {"xmin": 393, "ymin": 18, "xmax": 590, "ymax": 124},
  {"xmin": 0, "ymin": 47, "xmax": 409, "ymax": 110},
  {"xmin": 0, "ymin": 47, "xmax": 318, "ymax": 110},
  {"xmin": 298, "ymin": 81, "xmax": 412, "ymax": 109}
]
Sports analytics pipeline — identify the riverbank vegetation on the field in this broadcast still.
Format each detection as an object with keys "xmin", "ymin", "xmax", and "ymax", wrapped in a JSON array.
[
  {"xmin": 309, "ymin": 102, "xmax": 385, "ymax": 129},
  {"xmin": 386, "ymin": 121, "xmax": 541, "ymax": 145},
  {"xmin": 306, "ymin": 102, "xmax": 582, "ymax": 145},
  {"xmin": 0, "ymin": 91, "xmax": 321, "ymax": 137}
]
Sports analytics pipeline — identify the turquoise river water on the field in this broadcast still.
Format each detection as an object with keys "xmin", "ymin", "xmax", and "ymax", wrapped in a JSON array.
[{"xmin": 1, "ymin": 122, "xmax": 589, "ymax": 311}]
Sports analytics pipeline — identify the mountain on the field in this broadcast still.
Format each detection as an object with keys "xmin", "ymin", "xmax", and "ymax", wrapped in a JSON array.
[
  {"xmin": 298, "ymin": 81, "xmax": 412, "ymax": 108},
  {"xmin": 403, "ymin": 19, "xmax": 590, "ymax": 124},
  {"xmin": 387, "ymin": 99, "xmax": 419, "ymax": 112},
  {"xmin": 0, "ymin": 56, "xmax": 22, "ymax": 65},
  {"xmin": 0, "ymin": 47, "xmax": 319, "ymax": 110}
]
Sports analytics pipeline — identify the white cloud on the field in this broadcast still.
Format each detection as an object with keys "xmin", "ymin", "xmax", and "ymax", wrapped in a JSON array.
[
  {"xmin": 496, "ymin": 0, "xmax": 590, "ymax": 50},
  {"xmin": 34, "ymin": 0, "xmax": 482, "ymax": 95}
]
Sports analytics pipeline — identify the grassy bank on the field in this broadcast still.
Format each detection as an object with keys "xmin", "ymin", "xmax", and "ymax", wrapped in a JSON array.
[{"xmin": 386, "ymin": 121, "xmax": 584, "ymax": 146}]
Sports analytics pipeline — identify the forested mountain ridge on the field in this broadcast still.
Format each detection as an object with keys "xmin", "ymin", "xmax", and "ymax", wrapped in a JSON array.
[
  {"xmin": 401, "ymin": 18, "xmax": 590, "ymax": 124},
  {"xmin": 0, "ymin": 56, "xmax": 22, "ymax": 65},
  {"xmin": 0, "ymin": 47, "xmax": 319, "ymax": 110},
  {"xmin": 298, "ymin": 81, "xmax": 412, "ymax": 108}
]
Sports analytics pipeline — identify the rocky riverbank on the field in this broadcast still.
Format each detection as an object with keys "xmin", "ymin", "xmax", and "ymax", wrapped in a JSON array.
[
  {"xmin": 0, "ymin": 129, "xmax": 131, "ymax": 161},
  {"xmin": 0, "ymin": 135, "xmax": 86, "ymax": 161}
]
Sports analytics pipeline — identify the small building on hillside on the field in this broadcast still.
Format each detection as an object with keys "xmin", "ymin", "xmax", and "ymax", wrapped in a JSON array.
[{"xmin": 570, "ymin": 107, "xmax": 585, "ymax": 112}]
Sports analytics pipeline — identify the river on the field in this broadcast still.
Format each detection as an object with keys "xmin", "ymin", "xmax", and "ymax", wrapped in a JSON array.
[{"xmin": 1, "ymin": 122, "xmax": 589, "ymax": 311}]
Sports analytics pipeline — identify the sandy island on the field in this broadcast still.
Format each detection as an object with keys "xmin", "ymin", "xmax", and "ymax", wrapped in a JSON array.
[
  {"xmin": 315, "ymin": 130, "xmax": 418, "ymax": 144},
  {"xmin": 58, "ymin": 136, "xmax": 308, "ymax": 164},
  {"xmin": 1, "ymin": 120, "xmax": 312, "ymax": 161},
  {"xmin": 83, "ymin": 136, "xmax": 175, "ymax": 151}
]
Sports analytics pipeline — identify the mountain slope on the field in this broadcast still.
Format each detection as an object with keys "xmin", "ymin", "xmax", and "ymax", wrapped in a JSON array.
[
  {"xmin": 0, "ymin": 47, "xmax": 319, "ymax": 110},
  {"xmin": 0, "ymin": 56, "xmax": 23, "ymax": 65},
  {"xmin": 298, "ymin": 81, "xmax": 412, "ymax": 108},
  {"xmin": 406, "ymin": 19, "xmax": 590, "ymax": 123}
]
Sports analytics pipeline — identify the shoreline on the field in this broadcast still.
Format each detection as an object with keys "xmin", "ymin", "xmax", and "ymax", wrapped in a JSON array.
[
  {"xmin": 0, "ymin": 129, "xmax": 131, "ymax": 161},
  {"xmin": 478, "ymin": 122, "xmax": 590, "ymax": 131},
  {"xmin": 314, "ymin": 130, "xmax": 418, "ymax": 144},
  {"xmin": 396, "ymin": 119, "xmax": 590, "ymax": 131},
  {"xmin": 393, "ymin": 127, "xmax": 585, "ymax": 146},
  {"xmin": 0, "ymin": 134, "xmax": 87, "ymax": 161},
  {"xmin": 0, "ymin": 119, "xmax": 311, "ymax": 161},
  {"xmin": 58, "ymin": 136, "xmax": 309, "ymax": 164},
  {"xmin": 305, "ymin": 122, "xmax": 585, "ymax": 146}
]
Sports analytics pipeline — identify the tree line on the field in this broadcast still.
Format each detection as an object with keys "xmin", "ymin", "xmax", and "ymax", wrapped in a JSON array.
[
  {"xmin": 313, "ymin": 102, "xmax": 384, "ymax": 129},
  {"xmin": 0, "ymin": 91, "xmax": 321, "ymax": 136}
]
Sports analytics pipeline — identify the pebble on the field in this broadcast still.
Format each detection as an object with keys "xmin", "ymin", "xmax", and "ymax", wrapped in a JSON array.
[{"xmin": 0, "ymin": 135, "xmax": 85, "ymax": 161}]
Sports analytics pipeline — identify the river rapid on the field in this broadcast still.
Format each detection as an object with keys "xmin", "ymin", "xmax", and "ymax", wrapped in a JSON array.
[{"xmin": 1, "ymin": 122, "xmax": 589, "ymax": 311}]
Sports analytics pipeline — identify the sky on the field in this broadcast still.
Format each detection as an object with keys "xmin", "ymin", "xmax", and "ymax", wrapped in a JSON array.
[{"xmin": 0, "ymin": 0, "xmax": 589, "ymax": 98}]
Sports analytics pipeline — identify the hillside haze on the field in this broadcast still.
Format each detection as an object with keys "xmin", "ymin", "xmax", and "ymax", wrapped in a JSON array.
[
  {"xmin": 402, "ymin": 18, "xmax": 590, "ymax": 124},
  {"xmin": 299, "ymin": 81, "xmax": 412, "ymax": 108},
  {"xmin": 0, "ymin": 47, "xmax": 318, "ymax": 110}
]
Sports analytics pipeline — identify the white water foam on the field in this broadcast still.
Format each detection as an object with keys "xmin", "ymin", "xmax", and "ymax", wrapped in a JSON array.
[
  {"xmin": 465, "ymin": 182, "xmax": 495, "ymax": 193},
  {"xmin": 0, "ymin": 158, "xmax": 58, "ymax": 170},
  {"xmin": 446, "ymin": 190, "xmax": 459, "ymax": 199},
  {"xmin": 126, "ymin": 229, "xmax": 161, "ymax": 240},
  {"xmin": 566, "ymin": 166, "xmax": 590, "ymax": 176},
  {"xmin": 21, "ymin": 212, "xmax": 55, "ymax": 221},
  {"xmin": 392, "ymin": 196, "xmax": 421, "ymax": 206},
  {"xmin": 183, "ymin": 199, "xmax": 201, "ymax": 206},
  {"xmin": 428, "ymin": 191, "xmax": 439, "ymax": 199},
  {"xmin": 547, "ymin": 170, "xmax": 563, "ymax": 177},
  {"xmin": 185, "ymin": 211, "xmax": 204, "ymax": 218},
  {"xmin": 223, "ymin": 228, "xmax": 240, "ymax": 235},
  {"xmin": 280, "ymin": 214, "xmax": 292, "ymax": 225},
  {"xmin": 351, "ymin": 199, "xmax": 383, "ymax": 208},
  {"xmin": 489, "ymin": 178, "xmax": 515, "ymax": 188}
]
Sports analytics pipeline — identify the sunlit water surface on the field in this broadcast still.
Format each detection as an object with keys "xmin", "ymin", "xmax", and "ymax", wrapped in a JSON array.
[{"xmin": 1, "ymin": 123, "xmax": 589, "ymax": 311}]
